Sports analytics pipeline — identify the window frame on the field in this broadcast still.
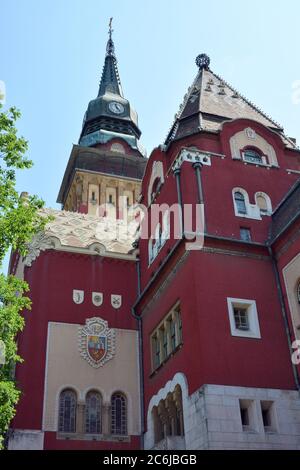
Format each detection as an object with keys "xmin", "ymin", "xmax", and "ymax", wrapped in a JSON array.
[
  {"xmin": 240, "ymin": 227, "xmax": 252, "ymax": 242},
  {"xmin": 111, "ymin": 392, "xmax": 127, "ymax": 436},
  {"xmin": 234, "ymin": 191, "xmax": 247, "ymax": 215},
  {"xmin": 85, "ymin": 390, "xmax": 102, "ymax": 435},
  {"xmin": 58, "ymin": 388, "xmax": 77, "ymax": 434},
  {"xmin": 150, "ymin": 302, "xmax": 183, "ymax": 372},
  {"xmin": 227, "ymin": 298, "xmax": 261, "ymax": 339}
]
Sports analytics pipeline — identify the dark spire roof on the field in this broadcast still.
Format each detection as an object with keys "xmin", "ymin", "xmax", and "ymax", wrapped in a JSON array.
[
  {"xmin": 79, "ymin": 19, "xmax": 142, "ymax": 150},
  {"xmin": 98, "ymin": 18, "xmax": 124, "ymax": 97},
  {"xmin": 165, "ymin": 54, "xmax": 297, "ymax": 150}
]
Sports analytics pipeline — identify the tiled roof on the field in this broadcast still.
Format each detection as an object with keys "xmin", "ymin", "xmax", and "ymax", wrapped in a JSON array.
[
  {"xmin": 24, "ymin": 209, "xmax": 137, "ymax": 266},
  {"xmin": 165, "ymin": 63, "xmax": 297, "ymax": 150}
]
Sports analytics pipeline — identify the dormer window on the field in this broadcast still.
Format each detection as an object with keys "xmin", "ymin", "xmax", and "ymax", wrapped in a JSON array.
[
  {"xmin": 242, "ymin": 148, "xmax": 264, "ymax": 165},
  {"xmin": 234, "ymin": 191, "xmax": 247, "ymax": 215}
]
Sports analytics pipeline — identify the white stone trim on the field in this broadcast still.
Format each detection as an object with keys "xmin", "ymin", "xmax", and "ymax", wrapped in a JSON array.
[
  {"xmin": 229, "ymin": 129, "xmax": 278, "ymax": 167},
  {"xmin": 232, "ymin": 187, "xmax": 261, "ymax": 220},
  {"xmin": 255, "ymin": 191, "xmax": 272, "ymax": 216},
  {"xmin": 8, "ymin": 430, "xmax": 44, "ymax": 450},
  {"xmin": 42, "ymin": 323, "xmax": 51, "ymax": 431},
  {"xmin": 283, "ymin": 252, "xmax": 300, "ymax": 340},
  {"xmin": 148, "ymin": 161, "xmax": 165, "ymax": 206},
  {"xmin": 227, "ymin": 297, "xmax": 261, "ymax": 339},
  {"xmin": 144, "ymin": 372, "xmax": 190, "ymax": 449}
]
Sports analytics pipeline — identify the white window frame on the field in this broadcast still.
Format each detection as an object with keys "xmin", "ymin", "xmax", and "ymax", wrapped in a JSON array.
[
  {"xmin": 227, "ymin": 298, "xmax": 261, "ymax": 339},
  {"xmin": 242, "ymin": 149, "xmax": 267, "ymax": 166},
  {"xmin": 255, "ymin": 192, "xmax": 272, "ymax": 216},
  {"xmin": 232, "ymin": 188, "xmax": 261, "ymax": 220}
]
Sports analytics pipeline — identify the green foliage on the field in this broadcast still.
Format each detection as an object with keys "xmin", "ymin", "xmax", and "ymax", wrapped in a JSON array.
[{"xmin": 0, "ymin": 103, "xmax": 49, "ymax": 448}]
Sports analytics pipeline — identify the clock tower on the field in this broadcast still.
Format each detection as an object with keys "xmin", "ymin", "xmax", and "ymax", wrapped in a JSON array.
[{"xmin": 57, "ymin": 20, "xmax": 146, "ymax": 217}]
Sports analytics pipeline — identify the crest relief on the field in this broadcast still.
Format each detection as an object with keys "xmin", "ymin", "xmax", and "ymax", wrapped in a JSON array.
[
  {"xmin": 111, "ymin": 294, "xmax": 122, "ymax": 309},
  {"xmin": 78, "ymin": 317, "xmax": 115, "ymax": 368},
  {"xmin": 92, "ymin": 292, "xmax": 103, "ymax": 307},
  {"xmin": 73, "ymin": 289, "xmax": 84, "ymax": 304}
]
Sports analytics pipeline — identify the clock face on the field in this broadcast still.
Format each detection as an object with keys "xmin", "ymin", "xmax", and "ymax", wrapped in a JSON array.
[{"xmin": 108, "ymin": 101, "xmax": 124, "ymax": 114}]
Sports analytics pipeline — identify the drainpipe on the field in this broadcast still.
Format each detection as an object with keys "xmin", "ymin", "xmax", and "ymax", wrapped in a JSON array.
[
  {"xmin": 131, "ymin": 256, "xmax": 145, "ymax": 449},
  {"xmin": 193, "ymin": 162, "xmax": 206, "ymax": 235},
  {"xmin": 268, "ymin": 245, "xmax": 300, "ymax": 392},
  {"xmin": 193, "ymin": 162, "xmax": 204, "ymax": 204},
  {"xmin": 173, "ymin": 167, "xmax": 183, "ymax": 238}
]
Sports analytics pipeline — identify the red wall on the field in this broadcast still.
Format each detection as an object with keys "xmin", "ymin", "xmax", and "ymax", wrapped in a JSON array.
[
  {"xmin": 138, "ymin": 119, "xmax": 300, "ymax": 428},
  {"xmin": 140, "ymin": 244, "xmax": 297, "ymax": 429},
  {"xmin": 13, "ymin": 250, "xmax": 138, "ymax": 449},
  {"xmin": 139, "ymin": 119, "xmax": 300, "ymax": 290}
]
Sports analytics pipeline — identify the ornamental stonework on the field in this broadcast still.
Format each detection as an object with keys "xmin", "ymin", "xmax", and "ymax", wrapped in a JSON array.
[{"xmin": 78, "ymin": 317, "xmax": 115, "ymax": 368}]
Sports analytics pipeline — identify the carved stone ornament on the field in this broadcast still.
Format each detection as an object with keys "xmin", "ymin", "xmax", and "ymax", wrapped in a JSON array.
[
  {"xmin": 73, "ymin": 290, "xmax": 84, "ymax": 304},
  {"xmin": 24, "ymin": 232, "xmax": 56, "ymax": 267},
  {"xmin": 111, "ymin": 294, "xmax": 122, "ymax": 309},
  {"xmin": 78, "ymin": 317, "xmax": 115, "ymax": 368},
  {"xmin": 92, "ymin": 292, "xmax": 103, "ymax": 307},
  {"xmin": 245, "ymin": 127, "xmax": 256, "ymax": 140}
]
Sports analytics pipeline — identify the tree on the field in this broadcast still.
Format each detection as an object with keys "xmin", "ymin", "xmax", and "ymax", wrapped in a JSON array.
[{"xmin": 0, "ymin": 103, "xmax": 49, "ymax": 448}]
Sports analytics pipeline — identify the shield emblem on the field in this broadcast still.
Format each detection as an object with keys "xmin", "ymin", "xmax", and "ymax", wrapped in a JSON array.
[
  {"xmin": 87, "ymin": 334, "xmax": 106, "ymax": 363},
  {"xmin": 73, "ymin": 289, "xmax": 84, "ymax": 304},
  {"xmin": 79, "ymin": 317, "xmax": 115, "ymax": 368},
  {"xmin": 92, "ymin": 292, "xmax": 103, "ymax": 307},
  {"xmin": 111, "ymin": 294, "xmax": 122, "ymax": 309}
]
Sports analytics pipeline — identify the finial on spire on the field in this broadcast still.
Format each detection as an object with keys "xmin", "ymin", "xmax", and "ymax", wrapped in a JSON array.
[
  {"xmin": 196, "ymin": 53, "xmax": 210, "ymax": 70},
  {"xmin": 109, "ymin": 17, "xmax": 113, "ymax": 39},
  {"xmin": 106, "ymin": 17, "xmax": 115, "ymax": 56}
]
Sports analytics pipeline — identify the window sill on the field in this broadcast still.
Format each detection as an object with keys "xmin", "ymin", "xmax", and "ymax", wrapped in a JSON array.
[
  {"xmin": 150, "ymin": 342, "xmax": 183, "ymax": 377},
  {"xmin": 57, "ymin": 432, "xmax": 130, "ymax": 442},
  {"xmin": 242, "ymin": 160, "xmax": 279, "ymax": 170},
  {"xmin": 242, "ymin": 427, "xmax": 258, "ymax": 434}
]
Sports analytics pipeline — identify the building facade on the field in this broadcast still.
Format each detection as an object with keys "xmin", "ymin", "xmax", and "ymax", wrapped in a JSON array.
[{"xmin": 8, "ymin": 32, "xmax": 300, "ymax": 450}]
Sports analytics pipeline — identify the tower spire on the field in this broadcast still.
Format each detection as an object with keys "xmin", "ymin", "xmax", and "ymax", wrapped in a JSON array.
[{"xmin": 98, "ymin": 18, "xmax": 123, "ymax": 97}]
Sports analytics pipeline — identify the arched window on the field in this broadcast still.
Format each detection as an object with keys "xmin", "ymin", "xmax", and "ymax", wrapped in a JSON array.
[
  {"xmin": 255, "ymin": 192, "xmax": 272, "ymax": 216},
  {"xmin": 256, "ymin": 195, "xmax": 268, "ymax": 215},
  {"xmin": 111, "ymin": 393, "xmax": 127, "ymax": 435},
  {"xmin": 85, "ymin": 391, "xmax": 102, "ymax": 434},
  {"xmin": 234, "ymin": 191, "xmax": 247, "ymax": 215},
  {"xmin": 58, "ymin": 389, "xmax": 77, "ymax": 433},
  {"xmin": 243, "ymin": 148, "xmax": 263, "ymax": 164}
]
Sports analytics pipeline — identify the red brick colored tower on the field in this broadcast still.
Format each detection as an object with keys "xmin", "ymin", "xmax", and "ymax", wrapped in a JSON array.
[{"xmin": 8, "ymin": 44, "xmax": 300, "ymax": 450}]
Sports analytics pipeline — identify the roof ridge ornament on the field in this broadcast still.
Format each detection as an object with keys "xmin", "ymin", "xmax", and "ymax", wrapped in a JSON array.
[{"xmin": 196, "ymin": 53, "xmax": 210, "ymax": 70}]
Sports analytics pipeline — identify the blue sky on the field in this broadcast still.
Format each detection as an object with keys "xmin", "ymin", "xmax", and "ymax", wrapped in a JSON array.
[{"xmin": 1, "ymin": 0, "xmax": 300, "ymax": 269}]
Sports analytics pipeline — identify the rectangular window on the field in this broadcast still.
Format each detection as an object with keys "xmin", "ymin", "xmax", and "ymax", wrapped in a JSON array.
[
  {"xmin": 151, "ymin": 303, "xmax": 182, "ymax": 372},
  {"xmin": 240, "ymin": 406, "xmax": 249, "ymax": 426},
  {"xmin": 227, "ymin": 298, "xmax": 261, "ymax": 339},
  {"xmin": 170, "ymin": 317, "xmax": 176, "ymax": 351},
  {"xmin": 176, "ymin": 307, "xmax": 183, "ymax": 344},
  {"xmin": 260, "ymin": 401, "xmax": 276, "ymax": 432},
  {"xmin": 239, "ymin": 399, "xmax": 256, "ymax": 432},
  {"xmin": 162, "ymin": 327, "xmax": 168, "ymax": 359},
  {"xmin": 233, "ymin": 307, "xmax": 249, "ymax": 331},
  {"xmin": 153, "ymin": 334, "xmax": 160, "ymax": 369},
  {"xmin": 240, "ymin": 227, "xmax": 251, "ymax": 241}
]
